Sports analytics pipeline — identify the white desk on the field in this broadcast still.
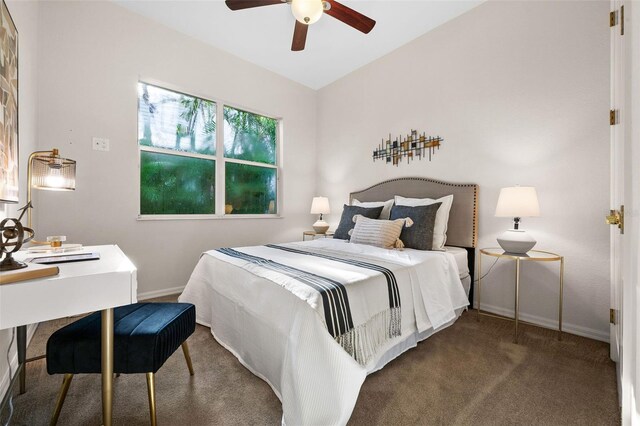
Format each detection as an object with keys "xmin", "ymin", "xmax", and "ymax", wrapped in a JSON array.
[{"xmin": 0, "ymin": 245, "xmax": 137, "ymax": 426}]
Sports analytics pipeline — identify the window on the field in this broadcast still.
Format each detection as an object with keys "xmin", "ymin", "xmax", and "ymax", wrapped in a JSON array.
[{"xmin": 138, "ymin": 82, "xmax": 279, "ymax": 217}]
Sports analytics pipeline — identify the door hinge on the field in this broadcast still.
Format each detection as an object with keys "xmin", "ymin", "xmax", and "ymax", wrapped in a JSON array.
[
  {"xmin": 611, "ymin": 8, "xmax": 624, "ymax": 35},
  {"xmin": 610, "ymin": 10, "xmax": 618, "ymax": 27},
  {"xmin": 610, "ymin": 308, "xmax": 617, "ymax": 325},
  {"xmin": 610, "ymin": 109, "xmax": 619, "ymax": 125}
]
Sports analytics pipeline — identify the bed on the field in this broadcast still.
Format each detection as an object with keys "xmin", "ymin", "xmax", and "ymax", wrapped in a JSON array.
[{"xmin": 179, "ymin": 177, "xmax": 478, "ymax": 425}]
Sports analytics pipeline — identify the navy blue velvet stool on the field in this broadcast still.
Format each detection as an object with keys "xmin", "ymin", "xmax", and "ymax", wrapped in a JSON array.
[{"xmin": 46, "ymin": 303, "xmax": 196, "ymax": 425}]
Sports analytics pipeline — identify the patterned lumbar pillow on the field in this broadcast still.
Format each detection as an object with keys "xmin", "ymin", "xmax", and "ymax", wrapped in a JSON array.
[
  {"xmin": 348, "ymin": 215, "xmax": 414, "ymax": 249},
  {"xmin": 333, "ymin": 205, "xmax": 384, "ymax": 240},
  {"xmin": 389, "ymin": 203, "xmax": 441, "ymax": 251}
]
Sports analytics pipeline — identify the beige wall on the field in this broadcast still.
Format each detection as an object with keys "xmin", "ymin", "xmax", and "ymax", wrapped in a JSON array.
[
  {"xmin": 0, "ymin": 0, "xmax": 40, "ymax": 404},
  {"xmin": 34, "ymin": 1, "xmax": 317, "ymax": 298},
  {"xmin": 316, "ymin": 1, "xmax": 610, "ymax": 340}
]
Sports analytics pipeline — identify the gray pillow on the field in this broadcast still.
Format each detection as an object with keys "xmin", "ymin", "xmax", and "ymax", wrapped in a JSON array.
[
  {"xmin": 390, "ymin": 203, "xmax": 441, "ymax": 250},
  {"xmin": 333, "ymin": 205, "xmax": 384, "ymax": 240}
]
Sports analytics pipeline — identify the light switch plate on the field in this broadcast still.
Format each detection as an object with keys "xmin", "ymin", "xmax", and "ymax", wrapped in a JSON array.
[{"xmin": 92, "ymin": 137, "xmax": 110, "ymax": 151}]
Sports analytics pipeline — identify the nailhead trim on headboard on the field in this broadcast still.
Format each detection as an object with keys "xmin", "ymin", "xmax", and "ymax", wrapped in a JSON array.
[{"xmin": 349, "ymin": 177, "xmax": 479, "ymax": 248}]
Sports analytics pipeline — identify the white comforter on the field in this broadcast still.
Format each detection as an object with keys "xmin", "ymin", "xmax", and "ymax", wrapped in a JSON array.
[{"xmin": 179, "ymin": 239, "xmax": 468, "ymax": 425}]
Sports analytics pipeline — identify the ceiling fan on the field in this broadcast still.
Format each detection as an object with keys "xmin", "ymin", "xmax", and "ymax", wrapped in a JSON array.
[{"xmin": 225, "ymin": 0, "xmax": 376, "ymax": 51}]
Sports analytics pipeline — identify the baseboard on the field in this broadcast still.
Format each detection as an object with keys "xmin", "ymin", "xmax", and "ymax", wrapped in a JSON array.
[
  {"xmin": 476, "ymin": 302, "xmax": 609, "ymax": 342},
  {"xmin": 0, "ymin": 323, "xmax": 38, "ymax": 407},
  {"xmin": 138, "ymin": 285, "xmax": 185, "ymax": 301}
]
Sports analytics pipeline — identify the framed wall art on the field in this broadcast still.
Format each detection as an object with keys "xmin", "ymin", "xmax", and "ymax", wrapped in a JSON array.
[{"xmin": 0, "ymin": 0, "xmax": 17, "ymax": 203}]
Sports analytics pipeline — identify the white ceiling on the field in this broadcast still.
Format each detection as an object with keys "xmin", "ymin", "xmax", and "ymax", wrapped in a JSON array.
[{"xmin": 116, "ymin": 0, "xmax": 484, "ymax": 90}]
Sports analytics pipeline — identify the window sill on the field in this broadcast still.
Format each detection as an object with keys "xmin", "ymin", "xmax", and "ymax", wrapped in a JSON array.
[{"xmin": 137, "ymin": 214, "xmax": 284, "ymax": 221}]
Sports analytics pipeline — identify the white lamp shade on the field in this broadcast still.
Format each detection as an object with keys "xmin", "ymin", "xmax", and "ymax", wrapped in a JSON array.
[
  {"xmin": 291, "ymin": 0, "xmax": 324, "ymax": 24},
  {"xmin": 495, "ymin": 186, "xmax": 540, "ymax": 217},
  {"xmin": 310, "ymin": 196, "xmax": 330, "ymax": 214}
]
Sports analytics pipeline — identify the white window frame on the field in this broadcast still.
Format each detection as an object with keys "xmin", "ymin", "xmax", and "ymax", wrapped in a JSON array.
[{"xmin": 137, "ymin": 80, "xmax": 283, "ymax": 220}]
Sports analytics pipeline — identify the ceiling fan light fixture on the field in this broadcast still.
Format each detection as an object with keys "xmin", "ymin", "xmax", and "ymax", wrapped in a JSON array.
[{"xmin": 291, "ymin": 0, "xmax": 323, "ymax": 25}]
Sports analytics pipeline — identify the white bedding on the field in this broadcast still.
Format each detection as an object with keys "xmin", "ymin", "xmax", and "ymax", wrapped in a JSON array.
[
  {"xmin": 179, "ymin": 239, "xmax": 469, "ymax": 425},
  {"xmin": 445, "ymin": 246, "xmax": 470, "ymax": 279}
]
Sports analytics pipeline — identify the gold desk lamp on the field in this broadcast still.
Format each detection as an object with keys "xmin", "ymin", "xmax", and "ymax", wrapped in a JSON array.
[
  {"xmin": 8, "ymin": 149, "xmax": 76, "ymax": 397},
  {"xmin": 27, "ymin": 148, "xmax": 76, "ymax": 247}
]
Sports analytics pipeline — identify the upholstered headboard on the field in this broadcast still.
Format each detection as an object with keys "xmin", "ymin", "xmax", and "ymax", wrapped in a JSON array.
[
  {"xmin": 350, "ymin": 177, "xmax": 478, "ymax": 248},
  {"xmin": 350, "ymin": 177, "xmax": 479, "ymax": 304}
]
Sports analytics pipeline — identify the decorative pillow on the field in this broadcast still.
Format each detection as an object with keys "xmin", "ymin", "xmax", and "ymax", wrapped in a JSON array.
[
  {"xmin": 390, "ymin": 203, "xmax": 441, "ymax": 251},
  {"xmin": 394, "ymin": 195, "xmax": 454, "ymax": 251},
  {"xmin": 333, "ymin": 205, "xmax": 384, "ymax": 240},
  {"xmin": 348, "ymin": 215, "xmax": 413, "ymax": 249},
  {"xmin": 351, "ymin": 199, "xmax": 394, "ymax": 220}
]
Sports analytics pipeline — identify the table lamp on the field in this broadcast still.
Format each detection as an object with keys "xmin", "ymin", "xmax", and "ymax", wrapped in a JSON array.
[
  {"xmin": 310, "ymin": 196, "xmax": 330, "ymax": 234},
  {"xmin": 494, "ymin": 186, "xmax": 540, "ymax": 254},
  {"xmin": 27, "ymin": 148, "xmax": 76, "ymax": 242}
]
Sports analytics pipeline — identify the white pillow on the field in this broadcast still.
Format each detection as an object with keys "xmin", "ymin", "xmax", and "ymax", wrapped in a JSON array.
[
  {"xmin": 348, "ymin": 215, "xmax": 413, "ymax": 249},
  {"xmin": 394, "ymin": 194, "xmax": 454, "ymax": 251},
  {"xmin": 352, "ymin": 198, "xmax": 394, "ymax": 220}
]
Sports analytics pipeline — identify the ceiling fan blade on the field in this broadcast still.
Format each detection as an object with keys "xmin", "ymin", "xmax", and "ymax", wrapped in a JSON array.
[
  {"xmin": 323, "ymin": 0, "xmax": 376, "ymax": 34},
  {"xmin": 225, "ymin": 0, "xmax": 284, "ymax": 11},
  {"xmin": 291, "ymin": 21, "xmax": 308, "ymax": 51}
]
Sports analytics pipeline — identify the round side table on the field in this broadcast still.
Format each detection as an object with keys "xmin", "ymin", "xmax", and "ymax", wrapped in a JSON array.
[{"xmin": 477, "ymin": 248, "xmax": 564, "ymax": 343}]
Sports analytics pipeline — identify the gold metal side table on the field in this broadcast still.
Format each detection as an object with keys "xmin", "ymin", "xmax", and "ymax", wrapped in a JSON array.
[
  {"xmin": 477, "ymin": 248, "xmax": 564, "ymax": 343},
  {"xmin": 303, "ymin": 231, "xmax": 335, "ymax": 241}
]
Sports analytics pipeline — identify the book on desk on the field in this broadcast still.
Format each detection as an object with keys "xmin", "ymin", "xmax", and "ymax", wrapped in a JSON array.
[{"xmin": 0, "ymin": 263, "xmax": 60, "ymax": 285}]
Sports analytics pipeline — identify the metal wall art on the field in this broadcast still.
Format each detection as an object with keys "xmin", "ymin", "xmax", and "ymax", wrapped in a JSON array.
[{"xmin": 372, "ymin": 130, "xmax": 443, "ymax": 166}]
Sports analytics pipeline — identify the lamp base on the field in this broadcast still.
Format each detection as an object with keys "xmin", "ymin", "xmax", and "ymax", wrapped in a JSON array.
[
  {"xmin": 312, "ymin": 220, "xmax": 330, "ymax": 234},
  {"xmin": 497, "ymin": 229, "xmax": 536, "ymax": 254}
]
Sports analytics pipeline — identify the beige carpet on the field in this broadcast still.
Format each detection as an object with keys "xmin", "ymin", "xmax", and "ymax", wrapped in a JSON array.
[{"xmin": 2, "ymin": 297, "xmax": 619, "ymax": 425}]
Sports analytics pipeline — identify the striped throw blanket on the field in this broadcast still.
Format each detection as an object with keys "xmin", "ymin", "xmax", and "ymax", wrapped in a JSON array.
[{"xmin": 212, "ymin": 244, "xmax": 402, "ymax": 365}]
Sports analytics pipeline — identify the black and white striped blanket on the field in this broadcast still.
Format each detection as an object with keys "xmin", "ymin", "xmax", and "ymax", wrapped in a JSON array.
[{"xmin": 212, "ymin": 244, "xmax": 403, "ymax": 365}]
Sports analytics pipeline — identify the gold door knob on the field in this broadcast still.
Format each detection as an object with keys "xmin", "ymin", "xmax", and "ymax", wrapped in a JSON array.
[
  {"xmin": 606, "ymin": 206, "xmax": 624, "ymax": 234},
  {"xmin": 606, "ymin": 210, "xmax": 621, "ymax": 225}
]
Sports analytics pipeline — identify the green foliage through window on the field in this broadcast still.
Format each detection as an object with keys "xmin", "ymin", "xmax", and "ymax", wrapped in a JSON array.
[
  {"xmin": 140, "ymin": 151, "xmax": 215, "ymax": 215},
  {"xmin": 223, "ymin": 106, "xmax": 276, "ymax": 165},
  {"xmin": 225, "ymin": 163, "xmax": 276, "ymax": 215},
  {"xmin": 138, "ymin": 82, "xmax": 279, "ymax": 216},
  {"xmin": 138, "ymin": 83, "xmax": 216, "ymax": 155}
]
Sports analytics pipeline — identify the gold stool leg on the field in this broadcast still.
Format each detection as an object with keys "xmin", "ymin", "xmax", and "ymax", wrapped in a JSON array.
[
  {"xmin": 181, "ymin": 342, "xmax": 195, "ymax": 376},
  {"xmin": 477, "ymin": 251, "xmax": 482, "ymax": 321},
  {"xmin": 101, "ymin": 308, "xmax": 114, "ymax": 426},
  {"xmin": 50, "ymin": 374, "xmax": 73, "ymax": 426},
  {"xmin": 559, "ymin": 257, "xmax": 564, "ymax": 341},
  {"xmin": 514, "ymin": 258, "xmax": 521, "ymax": 344},
  {"xmin": 146, "ymin": 373, "xmax": 157, "ymax": 426}
]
